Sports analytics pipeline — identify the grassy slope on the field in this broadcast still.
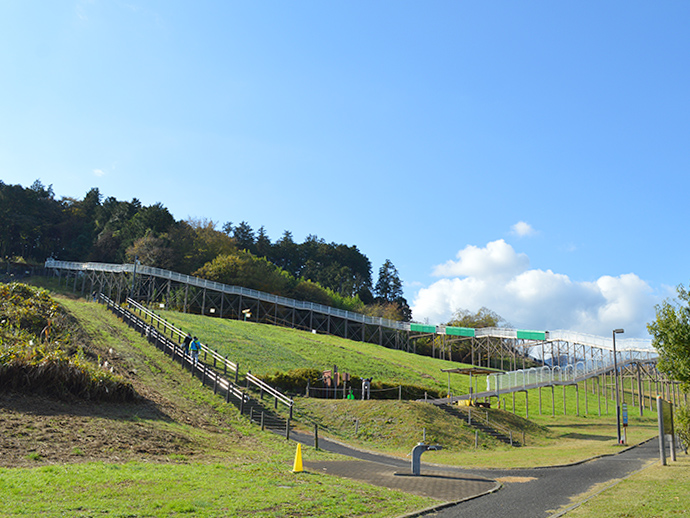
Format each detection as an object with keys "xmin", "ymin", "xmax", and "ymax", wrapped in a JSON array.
[
  {"xmin": 146, "ymin": 305, "xmax": 661, "ymax": 468},
  {"xmin": 14, "ymin": 282, "xmax": 683, "ymax": 516},
  {"xmin": 157, "ymin": 309, "xmax": 471, "ymax": 394},
  {"xmin": 0, "ymin": 292, "xmax": 434, "ymax": 517}
]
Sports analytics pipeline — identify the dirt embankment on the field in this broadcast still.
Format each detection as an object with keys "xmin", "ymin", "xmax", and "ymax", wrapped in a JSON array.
[{"xmin": 0, "ymin": 392, "xmax": 198, "ymax": 468}]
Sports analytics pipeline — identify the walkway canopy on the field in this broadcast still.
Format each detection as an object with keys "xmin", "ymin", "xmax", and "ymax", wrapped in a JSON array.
[{"xmin": 441, "ymin": 367, "xmax": 504, "ymax": 400}]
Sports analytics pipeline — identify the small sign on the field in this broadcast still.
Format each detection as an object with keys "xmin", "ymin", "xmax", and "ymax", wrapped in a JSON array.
[{"xmin": 622, "ymin": 403, "xmax": 628, "ymax": 427}]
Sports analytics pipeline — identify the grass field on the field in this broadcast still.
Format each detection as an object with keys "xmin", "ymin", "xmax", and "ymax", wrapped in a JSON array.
[
  {"xmin": 7, "ymin": 280, "xmax": 684, "ymax": 516},
  {"xmin": 145, "ymin": 303, "xmax": 662, "ymax": 468},
  {"xmin": 563, "ymin": 454, "xmax": 690, "ymax": 517},
  {"xmin": 1, "ymin": 289, "xmax": 435, "ymax": 517},
  {"xmin": 0, "ymin": 460, "xmax": 435, "ymax": 518}
]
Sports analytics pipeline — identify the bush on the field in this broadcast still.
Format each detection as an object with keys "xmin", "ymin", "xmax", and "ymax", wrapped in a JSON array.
[
  {"xmin": 676, "ymin": 405, "xmax": 690, "ymax": 452},
  {"xmin": 259, "ymin": 368, "xmax": 442, "ymax": 400},
  {"xmin": 0, "ymin": 283, "xmax": 137, "ymax": 401},
  {"xmin": 261, "ymin": 368, "xmax": 322, "ymax": 394}
]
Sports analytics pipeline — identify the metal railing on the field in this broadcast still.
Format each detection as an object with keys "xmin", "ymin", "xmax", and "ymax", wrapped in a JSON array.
[
  {"xmin": 475, "ymin": 327, "xmax": 653, "ymax": 352},
  {"xmin": 45, "ymin": 259, "xmax": 408, "ymax": 331},
  {"xmin": 126, "ymin": 298, "xmax": 239, "ymax": 378},
  {"xmin": 124, "ymin": 297, "xmax": 294, "ymax": 414},
  {"xmin": 45, "ymin": 260, "xmax": 657, "ymax": 355},
  {"xmin": 102, "ymin": 294, "xmax": 248, "ymax": 404},
  {"xmin": 486, "ymin": 355, "xmax": 657, "ymax": 395}
]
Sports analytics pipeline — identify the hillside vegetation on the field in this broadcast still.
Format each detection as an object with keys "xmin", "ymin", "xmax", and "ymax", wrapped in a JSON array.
[
  {"xmin": 146, "ymin": 301, "xmax": 659, "ymax": 467},
  {"xmin": 2, "ymin": 180, "xmax": 413, "ymax": 321},
  {"xmin": 0, "ymin": 284, "xmax": 434, "ymax": 516},
  {"xmin": 0, "ymin": 283, "xmax": 134, "ymax": 401}
]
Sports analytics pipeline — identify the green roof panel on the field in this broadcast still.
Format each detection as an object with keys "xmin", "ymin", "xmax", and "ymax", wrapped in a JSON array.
[
  {"xmin": 445, "ymin": 326, "xmax": 475, "ymax": 337},
  {"xmin": 410, "ymin": 323, "xmax": 437, "ymax": 334},
  {"xmin": 517, "ymin": 330, "xmax": 546, "ymax": 341}
]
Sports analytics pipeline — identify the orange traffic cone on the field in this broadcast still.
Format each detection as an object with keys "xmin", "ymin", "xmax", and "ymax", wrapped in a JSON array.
[{"xmin": 292, "ymin": 443, "xmax": 303, "ymax": 473}]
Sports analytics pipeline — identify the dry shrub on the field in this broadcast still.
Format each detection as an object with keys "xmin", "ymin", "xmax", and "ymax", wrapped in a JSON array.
[{"xmin": 0, "ymin": 283, "xmax": 137, "ymax": 402}]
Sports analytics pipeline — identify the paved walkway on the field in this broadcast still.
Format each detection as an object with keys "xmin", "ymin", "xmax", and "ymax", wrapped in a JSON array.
[
  {"xmin": 290, "ymin": 431, "xmax": 660, "ymax": 517},
  {"xmin": 292, "ymin": 431, "xmax": 499, "ymax": 505},
  {"xmin": 303, "ymin": 459, "xmax": 498, "ymax": 503},
  {"xmin": 428, "ymin": 439, "xmax": 659, "ymax": 518}
]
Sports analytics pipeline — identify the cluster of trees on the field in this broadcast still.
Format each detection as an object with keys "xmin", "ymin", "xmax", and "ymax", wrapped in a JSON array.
[
  {"xmin": 648, "ymin": 284, "xmax": 690, "ymax": 392},
  {"xmin": 415, "ymin": 307, "xmax": 508, "ymax": 361},
  {"xmin": 648, "ymin": 283, "xmax": 690, "ymax": 442},
  {"xmin": 1, "ymin": 180, "xmax": 411, "ymax": 320}
]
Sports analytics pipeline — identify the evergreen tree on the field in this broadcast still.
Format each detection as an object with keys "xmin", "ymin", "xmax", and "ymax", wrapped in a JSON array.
[
  {"xmin": 375, "ymin": 259, "xmax": 404, "ymax": 302},
  {"xmin": 255, "ymin": 225, "xmax": 272, "ymax": 258},
  {"xmin": 233, "ymin": 221, "xmax": 255, "ymax": 252},
  {"xmin": 374, "ymin": 260, "xmax": 411, "ymax": 321}
]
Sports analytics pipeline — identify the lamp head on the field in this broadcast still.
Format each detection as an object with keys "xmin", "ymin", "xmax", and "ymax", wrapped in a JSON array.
[{"xmin": 613, "ymin": 328, "xmax": 624, "ymax": 334}]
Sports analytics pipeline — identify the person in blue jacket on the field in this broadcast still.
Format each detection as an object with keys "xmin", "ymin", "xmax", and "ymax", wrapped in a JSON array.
[{"xmin": 190, "ymin": 336, "xmax": 201, "ymax": 366}]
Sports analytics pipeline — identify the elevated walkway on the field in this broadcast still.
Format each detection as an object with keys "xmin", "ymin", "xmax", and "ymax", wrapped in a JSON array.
[
  {"xmin": 45, "ymin": 259, "xmax": 655, "ymax": 356},
  {"xmin": 426, "ymin": 355, "xmax": 658, "ymax": 408}
]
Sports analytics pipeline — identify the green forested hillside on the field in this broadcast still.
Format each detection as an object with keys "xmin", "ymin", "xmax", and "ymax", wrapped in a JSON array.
[{"xmin": 1, "ymin": 179, "xmax": 411, "ymax": 320}]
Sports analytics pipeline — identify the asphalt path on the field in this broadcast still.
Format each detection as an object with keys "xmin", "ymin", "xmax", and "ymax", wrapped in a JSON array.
[
  {"xmin": 290, "ymin": 431, "xmax": 660, "ymax": 517},
  {"xmin": 428, "ymin": 438, "xmax": 658, "ymax": 518}
]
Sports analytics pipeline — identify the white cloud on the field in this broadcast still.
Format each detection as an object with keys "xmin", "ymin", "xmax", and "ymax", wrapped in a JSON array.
[
  {"xmin": 93, "ymin": 169, "xmax": 106, "ymax": 177},
  {"xmin": 511, "ymin": 221, "xmax": 537, "ymax": 237},
  {"xmin": 433, "ymin": 239, "xmax": 529, "ymax": 280},
  {"xmin": 412, "ymin": 240, "xmax": 657, "ymax": 338}
]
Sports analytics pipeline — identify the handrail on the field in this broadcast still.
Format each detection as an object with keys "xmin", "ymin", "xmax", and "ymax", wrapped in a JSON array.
[
  {"xmin": 126, "ymin": 298, "xmax": 239, "ymax": 376},
  {"xmin": 45, "ymin": 259, "xmax": 408, "ymax": 331},
  {"xmin": 122, "ymin": 297, "xmax": 292, "ymax": 411},
  {"xmin": 45, "ymin": 259, "xmax": 656, "ymax": 352},
  {"xmin": 246, "ymin": 373, "xmax": 293, "ymax": 407},
  {"xmin": 101, "ymin": 294, "xmax": 249, "ymax": 405},
  {"xmin": 486, "ymin": 355, "xmax": 658, "ymax": 394}
]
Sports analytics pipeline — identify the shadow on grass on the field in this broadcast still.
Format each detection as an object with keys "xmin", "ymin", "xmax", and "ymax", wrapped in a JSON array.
[
  {"xmin": 0, "ymin": 391, "xmax": 175, "ymax": 423},
  {"xmin": 559, "ymin": 433, "xmax": 613, "ymax": 441}
]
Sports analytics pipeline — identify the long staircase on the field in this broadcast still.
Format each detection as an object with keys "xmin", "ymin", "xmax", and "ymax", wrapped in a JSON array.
[
  {"xmin": 101, "ymin": 295, "xmax": 294, "ymax": 436},
  {"xmin": 438, "ymin": 404, "xmax": 521, "ymax": 447}
]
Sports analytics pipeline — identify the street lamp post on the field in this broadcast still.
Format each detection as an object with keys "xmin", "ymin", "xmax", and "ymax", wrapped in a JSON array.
[{"xmin": 613, "ymin": 328, "xmax": 624, "ymax": 444}]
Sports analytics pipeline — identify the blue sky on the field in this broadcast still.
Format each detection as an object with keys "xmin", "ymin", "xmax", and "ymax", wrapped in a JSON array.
[{"xmin": 2, "ymin": 1, "xmax": 689, "ymax": 338}]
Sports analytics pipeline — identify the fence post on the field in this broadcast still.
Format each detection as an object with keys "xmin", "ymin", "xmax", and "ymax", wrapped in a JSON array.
[
  {"xmin": 314, "ymin": 423, "xmax": 319, "ymax": 450},
  {"xmin": 240, "ymin": 392, "xmax": 245, "ymax": 414},
  {"xmin": 261, "ymin": 412, "xmax": 265, "ymax": 431},
  {"xmin": 286, "ymin": 418, "xmax": 290, "ymax": 440},
  {"xmin": 226, "ymin": 382, "xmax": 231, "ymax": 403},
  {"xmin": 399, "ymin": 385, "xmax": 402, "ymax": 401}
]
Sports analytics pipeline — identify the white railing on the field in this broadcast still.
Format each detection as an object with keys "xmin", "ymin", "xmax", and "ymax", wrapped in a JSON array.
[
  {"xmin": 122, "ymin": 297, "xmax": 293, "ymax": 412},
  {"xmin": 44, "ymin": 260, "xmax": 657, "ymax": 353},
  {"xmin": 45, "ymin": 259, "xmax": 409, "ymax": 331},
  {"xmin": 486, "ymin": 354, "xmax": 657, "ymax": 394}
]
